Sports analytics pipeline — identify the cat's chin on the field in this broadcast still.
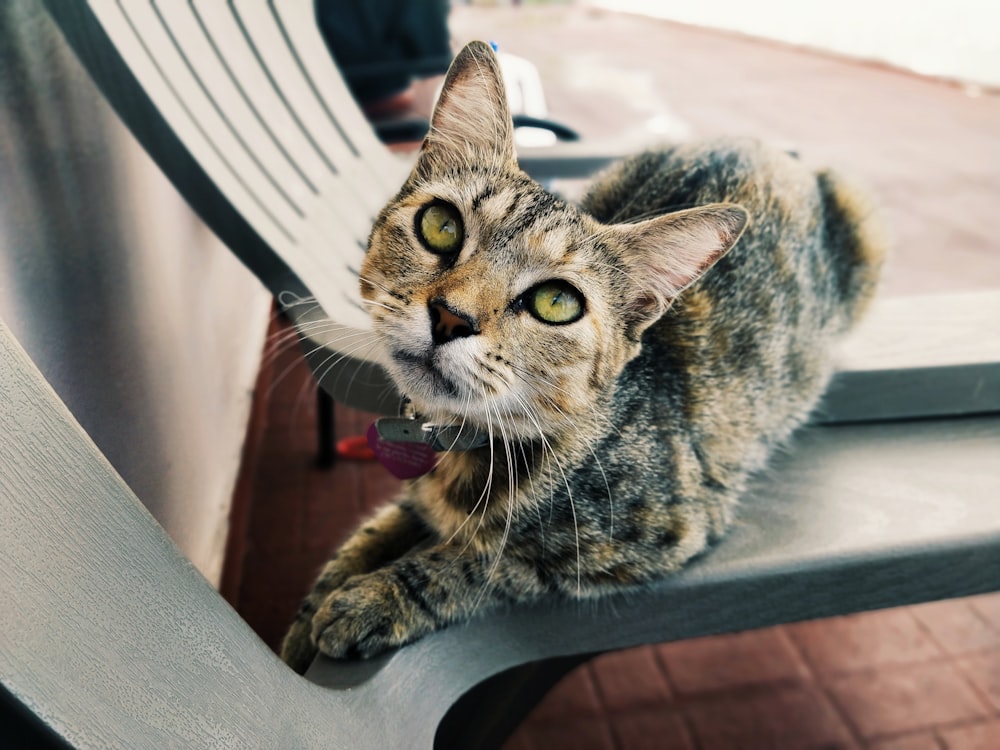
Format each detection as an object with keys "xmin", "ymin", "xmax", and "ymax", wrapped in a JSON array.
[
  {"xmin": 387, "ymin": 348, "xmax": 487, "ymax": 415},
  {"xmin": 385, "ymin": 348, "xmax": 557, "ymax": 441},
  {"xmin": 389, "ymin": 350, "xmax": 464, "ymax": 401},
  {"xmin": 392, "ymin": 381, "xmax": 549, "ymax": 442}
]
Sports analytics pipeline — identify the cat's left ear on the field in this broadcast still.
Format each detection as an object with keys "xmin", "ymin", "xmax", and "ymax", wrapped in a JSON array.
[
  {"xmin": 416, "ymin": 41, "xmax": 516, "ymax": 176},
  {"xmin": 613, "ymin": 204, "xmax": 749, "ymax": 334}
]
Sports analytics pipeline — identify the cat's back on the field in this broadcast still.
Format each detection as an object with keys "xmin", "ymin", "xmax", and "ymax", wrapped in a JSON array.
[
  {"xmin": 584, "ymin": 138, "xmax": 887, "ymax": 459},
  {"xmin": 583, "ymin": 137, "xmax": 805, "ymax": 225}
]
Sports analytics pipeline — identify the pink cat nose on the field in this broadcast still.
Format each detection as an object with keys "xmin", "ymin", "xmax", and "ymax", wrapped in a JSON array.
[{"xmin": 429, "ymin": 301, "xmax": 478, "ymax": 345}]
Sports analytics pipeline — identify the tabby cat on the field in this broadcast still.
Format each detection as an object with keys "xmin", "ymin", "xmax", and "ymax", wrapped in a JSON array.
[{"xmin": 280, "ymin": 41, "xmax": 885, "ymax": 671}]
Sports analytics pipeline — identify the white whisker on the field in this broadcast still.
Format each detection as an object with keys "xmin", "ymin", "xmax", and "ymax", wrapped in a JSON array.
[{"xmin": 508, "ymin": 390, "xmax": 582, "ymax": 596}]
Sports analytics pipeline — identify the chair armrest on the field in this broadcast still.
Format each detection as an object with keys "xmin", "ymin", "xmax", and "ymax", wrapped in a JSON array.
[
  {"xmin": 518, "ymin": 141, "xmax": 623, "ymax": 180},
  {"xmin": 374, "ymin": 114, "xmax": 582, "ymax": 145},
  {"xmin": 819, "ymin": 290, "xmax": 1000, "ymax": 422},
  {"xmin": 307, "ymin": 413, "xmax": 1000, "ymax": 747}
]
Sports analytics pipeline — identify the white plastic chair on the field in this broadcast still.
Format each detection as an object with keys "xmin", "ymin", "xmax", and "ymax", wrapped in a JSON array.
[{"xmin": 3, "ymin": 1, "xmax": 998, "ymax": 747}]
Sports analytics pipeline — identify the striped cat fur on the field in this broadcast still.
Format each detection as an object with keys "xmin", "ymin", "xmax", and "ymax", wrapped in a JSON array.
[{"xmin": 280, "ymin": 41, "xmax": 886, "ymax": 669}]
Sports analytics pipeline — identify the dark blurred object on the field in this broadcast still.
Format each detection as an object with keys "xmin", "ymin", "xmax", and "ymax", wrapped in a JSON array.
[
  {"xmin": 316, "ymin": 0, "xmax": 452, "ymax": 110},
  {"xmin": 315, "ymin": 1, "xmax": 580, "ymax": 145}
]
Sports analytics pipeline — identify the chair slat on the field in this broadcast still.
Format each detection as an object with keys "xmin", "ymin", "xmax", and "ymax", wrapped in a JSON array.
[
  {"xmin": 272, "ymin": 0, "xmax": 410, "ymax": 192},
  {"xmin": 154, "ymin": 2, "xmax": 314, "ymax": 212},
  {"xmin": 91, "ymin": 1, "xmax": 301, "ymax": 244},
  {"xmin": 189, "ymin": 1, "xmax": 326, "ymax": 192}
]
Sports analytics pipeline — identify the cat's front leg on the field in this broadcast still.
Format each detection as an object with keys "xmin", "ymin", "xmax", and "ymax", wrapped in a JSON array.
[
  {"xmin": 311, "ymin": 545, "xmax": 537, "ymax": 659},
  {"xmin": 280, "ymin": 501, "xmax": 432, "ymax": 673}
]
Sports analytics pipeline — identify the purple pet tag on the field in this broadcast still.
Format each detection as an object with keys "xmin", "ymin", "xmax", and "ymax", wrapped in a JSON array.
[{"xmin": 366, "ymin": 422, "xmax": 438, "ymax": 479}]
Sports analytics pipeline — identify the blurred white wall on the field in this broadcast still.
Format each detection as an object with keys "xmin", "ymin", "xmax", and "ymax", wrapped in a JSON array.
[
  {"xmin": 0, "ymin": 1, "xmax": 271, "ymax": 584},
  {"xmin": 590, "ymin": 0, "xmax": 1000, "ymax": 88}
]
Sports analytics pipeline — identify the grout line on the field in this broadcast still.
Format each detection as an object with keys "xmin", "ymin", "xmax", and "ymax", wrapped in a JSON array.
[
  {"xmin": 908, "ymin": 601, "xmax": 972, "ymax": 660},
  {"xmin": 950, "ymin": 646, "xmax": 1000, "ymax": 717},
  {"xmin": 928, "ymin": 715, "xmax": 1000, "ymax": 747},
  {"xmin": 969, "ymin": 596, "xmax": 1000, "ymax": 638},
  {"xmin": 650, "ymin": 642, "xmax": 704, "ymax": 750},
  {"xmin": 865, "ymin": 728, "xmax": 948, "ymax": 750},
  {"xmin": 592, "ymin": 662, "xmax": 627, "ymax": 750},
  {"xmin": 776, "ymin": 624, "xmax": 867, "ymax": 749}
]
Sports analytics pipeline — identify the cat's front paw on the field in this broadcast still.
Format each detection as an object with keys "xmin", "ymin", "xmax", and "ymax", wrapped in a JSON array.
[
  {"xmin": 311, "ymin": 571, "xmax": 433, "ymax": 659},
  {"xmin": 280, "ymin": 611, "xmax": 318, "ymax": 674}
]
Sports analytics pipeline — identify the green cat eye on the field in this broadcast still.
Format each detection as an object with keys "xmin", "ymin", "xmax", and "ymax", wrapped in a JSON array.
[
  {"xmin": 526, "ymin": 280, "xmax": 585, "ymax": 325},
  {"xmin": 417, "ymin": 202, "xmax": 464, "ymax": 254}
]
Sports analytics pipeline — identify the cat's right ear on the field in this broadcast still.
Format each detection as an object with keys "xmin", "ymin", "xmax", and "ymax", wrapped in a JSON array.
[
  {"xmin": 613, "ymin": 204, "xmax": 749, "ymax": 336},
  {"xmin": 415, "ymin": 41, "xmax": 517, "ymax": 177}
]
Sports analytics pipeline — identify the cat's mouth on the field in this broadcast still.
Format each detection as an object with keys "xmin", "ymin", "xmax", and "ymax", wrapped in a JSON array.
[
  {"xmin": 387, "ymin": 345, "xmax": 564, "ymax": 441},
  {"xmin": 386, "ymin": 344, "xmax": 537, "ymax": 436},
  {"xmin": 389, "ymin": 350, "xmax": 462, "ymax": 401}
]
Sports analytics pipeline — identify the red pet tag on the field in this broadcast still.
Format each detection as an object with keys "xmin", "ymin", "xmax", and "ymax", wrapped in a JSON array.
[{"xmin": 366, "ymin": 422, "xmax": 438, "ymax": 479}]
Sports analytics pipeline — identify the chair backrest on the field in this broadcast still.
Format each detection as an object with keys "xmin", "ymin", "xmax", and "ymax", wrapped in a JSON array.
[{"xmin": 44, "ymin": 0, "xmax": 407, "ymax": 411}]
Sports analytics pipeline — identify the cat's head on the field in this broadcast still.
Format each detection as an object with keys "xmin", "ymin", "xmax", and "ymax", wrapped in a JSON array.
[{"xmin": 361, "ymin": 42, "xmax": 746, "ymax": 439}]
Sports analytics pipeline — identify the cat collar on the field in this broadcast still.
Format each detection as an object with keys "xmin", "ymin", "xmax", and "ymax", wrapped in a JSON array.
[
  {"xmin": 366, "ymin": 417, "xmax": 490, "ymax": 479},
  {"xmin": 371, "ymin": 417, "xmax": 489, "ymax": 452}
]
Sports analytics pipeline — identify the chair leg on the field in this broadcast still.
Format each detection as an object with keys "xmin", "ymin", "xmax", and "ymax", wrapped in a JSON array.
[
  {"xmin": 435, "ymin": 654, "xmax": 593, "ymax": 750},
  {"xmin": 316, "ymin": 388, "xmax": 336, "ymax": 469}
]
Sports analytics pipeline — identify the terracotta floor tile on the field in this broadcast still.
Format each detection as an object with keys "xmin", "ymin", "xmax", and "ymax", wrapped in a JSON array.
[
  {"xmin": 656, "ymin": 626, "xmax": 808, "ymax": 695},
  {"xmin": 500, "ymin": 730, "xmax": 534, "ymax": 750},
  {"xmin": 588, "ymin": 646, "xmax": 673, "ymax": 711},
  {"xmin": 938, "ymin": 718, "xmax": 1000, "ymax": 750},
  {"xmin": 237, "ymin": 594, "xmax": 301, "ymax": 651},
  {"xmin": 238, "ymin": 549, "xmax": 325, "ymax": 596},
  {"xmin": 258, "ymin": 417, "xmax": 317, "ymax": 457},
  {"xmin": 683, "ymin": 683, "xmax": 854, "ymax": 750},
  {"xmin": 785, "ymin": 609, "xmax": 944, "ymax": 676},
  {"xmin": 260, "ymin": 388, "xmax": 316, "ymax": 431},
  {"xmin": 507, "ymin": 717, "xmax": 616, "ymax": 750},
  {"xmin": 910, "ymin": 600, "xmax": 1000, "ymax": 656},
  {"xmin": 303, "ymin": 470, "xmax": 366, "ymax": 551},
  {"xmin": 969, "ymin": 594, "xmax": 1000, "ymax": 633},
  {"xmin": 610, "ymin": 708, "xmax": 694, "ymax": 750},
  {"xmin": 246, "ymin": 494, "xmax": 306, "ymax": 555},
  {"xmin": 826, "ymin": 662, "xmax": 989, "ymax": 740},
  {"xmin": 955, "ymin": 648, "xmax": 1000, "ymax": 712},
  {"xmin": 868, "ymin": 732, "xmax": 942, "ymax": 750},
  {"xmin": 522, "ymin": 665, "xmax": 605, "ymax": 722}
]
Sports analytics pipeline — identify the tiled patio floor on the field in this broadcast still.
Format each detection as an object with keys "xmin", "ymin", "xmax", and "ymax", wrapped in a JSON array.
[{"xmin": 229, "ymin": 5, "xmax": 1000, "ymax": 749}]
